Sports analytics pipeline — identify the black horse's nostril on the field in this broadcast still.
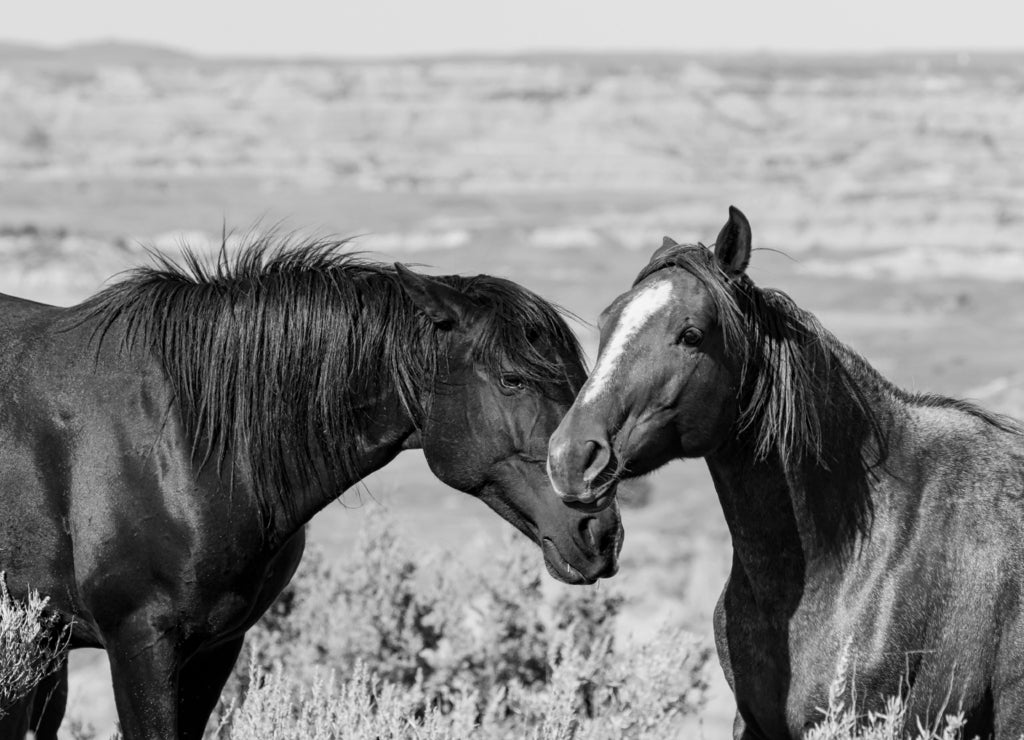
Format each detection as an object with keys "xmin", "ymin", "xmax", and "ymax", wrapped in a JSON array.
[{"xmin": 581, "ymin": 438, "xmax": 612, "ymax": 485}]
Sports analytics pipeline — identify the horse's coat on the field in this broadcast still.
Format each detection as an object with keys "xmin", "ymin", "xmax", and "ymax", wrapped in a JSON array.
[
  {"xmin": 548, "ymin": 207, "xmax": 1024, "ymax": 738},
  {"xmin": 0, "ymin": 236, "xmax": 622, "ymax": 739}
]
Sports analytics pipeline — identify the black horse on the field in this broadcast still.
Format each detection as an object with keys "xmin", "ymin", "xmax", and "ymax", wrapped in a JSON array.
[
  {"xmin": 0, "ymin": 236, "xmax": 622, "ymax": 739},
  {"xmin": 548, "ymin": 207, "xmax": 1024, "ymax": 738}
]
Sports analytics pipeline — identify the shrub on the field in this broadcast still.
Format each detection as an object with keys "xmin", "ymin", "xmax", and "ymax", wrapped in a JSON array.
[
  {"xmin": 222, "ymin": 657, "xmax": 478, "ymax": 740},
  {"xmin": 0, "ymin": 573, "xmax": 70, "ymax": 718},
  {"xmin": 213, "ymin": 508, "xmax": 711, "ymax": 739}
]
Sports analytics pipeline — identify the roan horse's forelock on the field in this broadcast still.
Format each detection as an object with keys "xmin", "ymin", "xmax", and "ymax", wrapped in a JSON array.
[
  {"xmin": 636, "ymin": 243, "xmax": 886, "ymax": 556},
  {"xmin": 74, "ymin": 234, "xmax": 583, "ymax": 533}
]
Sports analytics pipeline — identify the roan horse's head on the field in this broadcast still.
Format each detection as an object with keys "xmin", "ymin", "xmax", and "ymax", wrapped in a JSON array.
[
  {"xmin": 394, "ymin": 265, "xmax": 622, "ymax": 584},
  {"xmin": 547, "ymin": 207, "xmax": 754, "ymax": 507}
]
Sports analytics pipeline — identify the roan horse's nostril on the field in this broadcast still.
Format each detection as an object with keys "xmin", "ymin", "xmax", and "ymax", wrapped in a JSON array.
[
  {"xmin": 581, "ymin": 438, "xmax": 612, "ymax": 485},
  {"xmin": 581, "ymin": 516, "xmax": 599, "ymax": 549}
]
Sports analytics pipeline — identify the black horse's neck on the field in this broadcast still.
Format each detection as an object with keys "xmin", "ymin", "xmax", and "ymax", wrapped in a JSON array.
[
  {"xmin": 272, "ymin": 384, "xmax": 422, "ymax": 545},
  {"xmin": 77, "ymin": 245, "xmax": 446, "ymax": 546}
]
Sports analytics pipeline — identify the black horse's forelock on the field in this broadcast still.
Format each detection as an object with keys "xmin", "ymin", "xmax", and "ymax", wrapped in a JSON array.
[
  {"xmin": 446, "ymin": 273, "xmax": 586, "ymax": 387},
  {"xmin": 76, "ymin": 233, "xmax": 582, "ymax": 532}
]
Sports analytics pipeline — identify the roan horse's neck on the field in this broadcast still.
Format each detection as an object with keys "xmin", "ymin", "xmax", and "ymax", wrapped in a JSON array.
[
  {"xmin": 704, "ymin": 347, "xmax": 897, "ymax": 612},
  {"xmin": 705, "ymin": 449, "xmax": 808, "ymax": 614}
]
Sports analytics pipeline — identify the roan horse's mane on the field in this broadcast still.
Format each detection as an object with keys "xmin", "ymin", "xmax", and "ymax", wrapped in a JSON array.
[
  {"xmin": 636, "ymin": 243, "xmax": 1021, "ymax": 557},
  {"xmin": 76, "ymin": 233, "xmax": 582, "ymax": 531}
]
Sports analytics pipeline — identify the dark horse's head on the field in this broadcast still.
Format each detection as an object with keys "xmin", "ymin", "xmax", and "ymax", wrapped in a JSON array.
[
  {"xmin": 548, "ymin": 207, "xmax": 757, "ymax": 506},
  {"xmin": 86, "ymin": 241, "xmax": 621, "ymax": 585},
  {"xmin": 390, "ymin": 264, "xmax": 621, "ymax": 584}
]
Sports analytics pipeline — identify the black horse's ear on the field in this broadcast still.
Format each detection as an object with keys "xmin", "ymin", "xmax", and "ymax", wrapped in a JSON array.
[
  {"xmin": 714, "ymin": 206, "xmax": 752, "ymax": 277},
  {"xmin": 393, "ymin": 263, "xmax": 471, "ymax": 328},
  {"xmin": 648, "ymin": 235, "xmax": 678, "ymax": 265}
]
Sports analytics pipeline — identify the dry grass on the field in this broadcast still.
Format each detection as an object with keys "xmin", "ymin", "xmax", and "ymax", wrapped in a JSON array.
[{"xmin": 804, "ymin": 639, "xmax": 971, "ymax": 740}]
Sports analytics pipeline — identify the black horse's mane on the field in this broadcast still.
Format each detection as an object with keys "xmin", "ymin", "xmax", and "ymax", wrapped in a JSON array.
[
  {"xmin": 637, "ymin": 244, "xmax": 1020, "ymax": 557},
  {"xmin": 77, "ymin": 234, "xmax": 582, "ymax": 530}
]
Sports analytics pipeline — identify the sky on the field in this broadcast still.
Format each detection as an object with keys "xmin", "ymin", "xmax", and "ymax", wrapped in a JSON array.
[{"xmin": 5, "ymin": 0, "xmax": 1023, "ymax": 58}]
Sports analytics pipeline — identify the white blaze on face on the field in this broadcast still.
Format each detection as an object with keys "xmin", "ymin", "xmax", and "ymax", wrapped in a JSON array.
[{"xmin": 579, "ymin": 280, "xmax": 674, "ymax": 407}]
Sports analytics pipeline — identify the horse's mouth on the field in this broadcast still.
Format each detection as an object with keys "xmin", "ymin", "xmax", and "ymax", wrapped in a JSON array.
[
  {"xmin": 564, "ymin": 487, "xmax": 616, "ymax": 514},
  {"xmin": 578, "ymin": 464, "xmax": 620, "ymax": 511},
  {"xmin": 541, "ymin": 538, "xmax": 594, "ymax": 585}
]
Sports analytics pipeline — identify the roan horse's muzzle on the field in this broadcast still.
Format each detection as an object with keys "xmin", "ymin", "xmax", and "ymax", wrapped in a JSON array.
[{"xmin": 547, "ymin": 411, "xmax": 618, "ymax": 511}]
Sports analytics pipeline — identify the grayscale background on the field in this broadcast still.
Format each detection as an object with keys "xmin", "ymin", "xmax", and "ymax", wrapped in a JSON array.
[{"xmin": 3, "ymin": 2, "xmax": 1023, "ymax": 734}]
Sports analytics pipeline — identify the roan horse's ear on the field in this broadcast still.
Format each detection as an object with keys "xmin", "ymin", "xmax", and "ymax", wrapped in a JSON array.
[
  {"xmin": 714, "ymin": 206, "xmax": 752, "ymax": 277},
  {"xmin": 648, "ymin": 235, "xmax": 679, "ymax": 265},
  {"xmin": 393, "ymin": 263, "xmax": 473, "ymax": 328}
]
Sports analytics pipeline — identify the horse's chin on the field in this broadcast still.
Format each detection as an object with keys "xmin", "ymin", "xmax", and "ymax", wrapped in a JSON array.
[{"xmin": 541, "ymin": 538, "xmax": 596, "ymax": 585}]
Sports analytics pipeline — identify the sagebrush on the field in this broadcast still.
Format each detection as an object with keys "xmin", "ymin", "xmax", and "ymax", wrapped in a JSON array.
[
  {"xmin": 0, "ymin": 573, "xmax": 69, "ymax": 718},
  {"xmin": 3, "ymin": 508, "xmax": 982, "ymax": 739},
  {"xmin": 213, "ymin": 509, "xmax": 710, "ymax": 739}
]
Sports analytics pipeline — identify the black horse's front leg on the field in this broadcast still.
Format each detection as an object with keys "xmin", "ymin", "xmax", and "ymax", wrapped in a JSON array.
[
  {"xmin": 28, "ymin": 662, "xmax": 68, "ymax": 740},
  {"xmin": 0, "ymin": 700, "xmax": 31, "ymax": 740},
  {"xmin": 177, "ymin": 636, "xmax": 246, "ymax": 740},
  {"xmin": 105, "ymin": 614, "xmax": 183, "ymax": 740},
  {"xmin": 0, "ymin": 662, "xmax": 69, "ymax": 740}
]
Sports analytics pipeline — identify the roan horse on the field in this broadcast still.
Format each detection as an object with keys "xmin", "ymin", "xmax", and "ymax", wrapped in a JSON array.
[
  {"xmin": 548, "ymin": 207, "xmax": 1024, "ymax": 738},
  {"xmin": 0, "ymin": 236, "xmax": 622, "ymax": 739}
]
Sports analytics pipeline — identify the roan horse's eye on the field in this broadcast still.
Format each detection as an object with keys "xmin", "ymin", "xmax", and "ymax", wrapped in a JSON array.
[
  {"xmin": 500, "ymin": 373, "xmax": 526, "ymax": 391},
  {"xmin": 680, "ymin": 327, "xmax": 704, "ymax": 347}
]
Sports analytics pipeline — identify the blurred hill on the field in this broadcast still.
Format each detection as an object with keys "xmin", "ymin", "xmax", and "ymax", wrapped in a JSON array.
[
  {"xmin": 2, "ymin": 46, "xmax": 1023, "ymax": 290},
  {"xmin": 0, "ymin": 39, "xmax": 194, "ymax": 64},
  {"xmin": 1, "ymin": 48, "xmax": 1023, "ymax": 252}
]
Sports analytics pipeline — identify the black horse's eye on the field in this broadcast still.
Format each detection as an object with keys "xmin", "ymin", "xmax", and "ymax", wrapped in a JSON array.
[
  {"xmin": 500, "ymin": 373, "xmax": 526, "ymax": 391},
  {"xmin": 680, "ymin": 327, "xmax": 704, "ymax": 346}
]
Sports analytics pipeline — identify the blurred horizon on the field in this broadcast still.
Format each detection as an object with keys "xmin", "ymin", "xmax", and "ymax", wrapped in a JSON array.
[
  {"xmin": 3, "ymin": 36, "xmax": 1024, "ymax": 63},
  {"xmin": 5, "ymin": 0, "xmax": 1024, "ymax": 58}
]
